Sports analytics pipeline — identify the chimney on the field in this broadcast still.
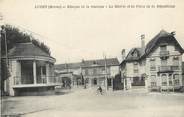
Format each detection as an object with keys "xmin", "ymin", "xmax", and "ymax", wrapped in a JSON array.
[
  {"xmin": 82, "ymin": 59, "xmax": 85, "ymax": 63},
  {"xmin": 141, "ymin": 34, "xmax": 145, "ymax": 51},
  {"xmin": 121, "ymin": 49, "xmax": 126, "ymax": 60},
  {"xmin": 171, "ymin": 31, "xmax": 176, "ymax": 36}
]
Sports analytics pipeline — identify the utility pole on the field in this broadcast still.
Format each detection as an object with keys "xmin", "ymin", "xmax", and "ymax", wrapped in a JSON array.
[
  {"xmin": 0, "ymin": 14, "xmax": 4, "ymax": 95},
  {"xmin": 0, "ymin": 15, "xmax": 2, "ymax": 93},
  {"xmin": 2, "ymin": 26, "xmax": 8, "ymax": 67},
  {"xmin": 0, "ymin": 24, "xmax": 8, "ymax": 69},
  {"xmin": 1, "ymin": 14, "xmax": 9, "ymax": 95},
  {"xmin": 104, "ymin": 53, "xmax": 108, "ymax": 91},
  {"xmin": 123, "ymin": 73, "xmax": 126, "ymax": 91}
]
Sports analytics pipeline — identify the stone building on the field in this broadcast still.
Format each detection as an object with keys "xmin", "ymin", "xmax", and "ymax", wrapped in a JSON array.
[
  {"xmin": 55, "ymin": 58, "xmax": 120, "ymax": 90},
  {"xmin": 81, "ymin": 58, "xmax": 120, "ymax": 90},
  {"xmin": 54, "ymin": 62, "xmax": 83, "ymax": 88}
]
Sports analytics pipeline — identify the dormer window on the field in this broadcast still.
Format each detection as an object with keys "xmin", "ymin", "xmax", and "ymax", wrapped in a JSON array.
[
  {"xmin": 160, "ymin": 44, "xmax": 169, "ymax": 59},
  {"xmin": 150, "ymin": 58, "xmax": 155, "ymax": 61},
  {"xmin": 173, "ymin": 56, "xmax": 179, "ymax": 60},
  {"xmin": 93, "ymin": 61, "xmax": 97, "ymax": 64},
  {"xmin": 134, "ymin": 62, "xmax": 138, "ymax": 65},
  {"xmin": 132, "ymin": 51, "xmax": 137, "ymax": 57}
]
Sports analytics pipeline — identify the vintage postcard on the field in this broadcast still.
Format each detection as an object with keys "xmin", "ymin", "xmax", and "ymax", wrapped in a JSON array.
[{"xmin": 0, "ymin": 0, "xmax": 184, "ymax": 117}]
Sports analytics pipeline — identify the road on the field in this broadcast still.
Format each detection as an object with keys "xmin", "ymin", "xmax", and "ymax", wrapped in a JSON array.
[{"xmin": 2, "ymin": 88, "xmax": 184, "ymax": 117}]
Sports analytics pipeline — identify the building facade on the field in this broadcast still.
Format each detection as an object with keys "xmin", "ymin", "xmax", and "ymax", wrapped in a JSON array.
[
  {"xmin": 120, "ymin": 34, "xmax": 146, "ymax": 90},
  {"xmin": 144, "ymin": 30, "xmax": 184, "ymax": 91},
  {"xmin": 120, "ymin": 30, "xmax": 184, "ymax": 91},
  {"xmin": 3, "ymin": 43, "xmax": 57, "ymax": 96},
  {"xmin": 54, "ymin": 62, "xmax": 83, "ymax": 88},
  {"xmin": 55, "ymin": 58, "xmax": 120, "ymax": 90},
  {"xmin": 81, "ymin": 58, "xmax": 120, "ymax": 90}
]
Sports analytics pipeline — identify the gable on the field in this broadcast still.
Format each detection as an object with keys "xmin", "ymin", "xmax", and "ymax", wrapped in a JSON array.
[
  {"xmin": 131, "ymin": 49, "xmax": 138, "ymax": 57},
  {"xmin": 144, "ymin": 30, "xmax": 184, "ymax": 57}
]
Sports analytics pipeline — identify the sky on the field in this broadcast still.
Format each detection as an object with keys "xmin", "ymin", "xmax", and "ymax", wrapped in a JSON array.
[{"xmin": 0, "ymin": 0, "xmax": 184, "ymax": 64}]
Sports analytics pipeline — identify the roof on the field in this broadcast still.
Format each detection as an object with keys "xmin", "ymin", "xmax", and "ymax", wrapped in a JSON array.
[
  {"xmin": 124, "ymin": 47, "xmax": 144, "ymax": 62},
  {"xmin": 55, "ymin": 62, "xmax": 81, "ymax": 70},
  {"xmin": 120, "ymin": 30, "xmax": 184, "ymax": 66},
  {"xmin": 81, "ymin": 58, "xmax": 119, "ymax": 67},
  {"xmin": 55, "ymin": 58, "xmax": 119, "ymax": 70},
  {"xmin": 144, "ymin": 30, "xmax": 184, "ymax": 56},
  {"xmin": 7, "ymin": 42, "xmax": 55, "ymax": 59}
]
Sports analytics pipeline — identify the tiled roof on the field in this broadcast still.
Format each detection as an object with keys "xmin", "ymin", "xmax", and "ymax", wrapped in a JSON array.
[
  {"xmin": 7, "ymin": 42, "xmax": 53, "ymax": 58},
  {"xmin": 81, "ymin": 58, "xmax": 119, "ymax": 67},
  {"xmin": 124, "ymin": 47, "xmax": 144, "ymax": 62},
  {"xmin": 55, "ymin": 62, "xmax": 81, "ymax": 70},
  {"xmin": 120, "ymin": 30, "xmax": 184, "ymax": 66},
  {"xmin": 55, "ymin": 58, "xmax": 119, "ymax": 70}
]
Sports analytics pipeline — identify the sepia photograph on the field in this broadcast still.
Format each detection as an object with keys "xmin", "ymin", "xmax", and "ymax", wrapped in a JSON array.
[{"xmin": 0, "ymin": 0, "xmax": 184, "ymax": 117}]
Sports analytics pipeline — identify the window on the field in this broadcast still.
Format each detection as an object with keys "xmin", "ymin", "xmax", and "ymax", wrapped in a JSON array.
[
  {"xmin": 133, "ymin": 62, "xmax": 139, "ymax": 73},
  {"xmin": 151, "ymin": 82, "xmax": 157, "ymax": 86},
  {"xmin": 89, "ymin": 69, "xmax": 93, "ymax": 75},
  {"xmin": 173, "ymin": 74, "xmax": 180, "ymax": 85},
  {"xmin": 93, "ymin": 78, "xmax": 97, "ymax": 85},
  {"xmin": 134, "ymin": 62, "xmax": 138, "ymax": 65},
  {"xmin": 150, "ymin": 75, "xmax": 157, "ymax": 86},
  {"xmin": 168, "ymin": 74, "xmax": 173, "ymax": 86},
  {"xmin": 160, "ymin": 45, "xmax": 167, "ymax": 51},
  {"xmin": 173, "ymin": 57, "xmax": 179, "ymax": 70},
  {"xmin": 134, "ymin": 69, "xmax": 139, "ymax": 73},
  {"xmin": 85, "ymin": 69, "xmax": 88, "ymax": 75},
  {"xmin": 102, "ymin": 67, "xmax": 105, "ymax": 71},
  {"xmin": 161, "ymin": 74, "xmax": 167, "ymax": 86},
  {"xmin": 93, "ymin": 61, "xmax": 97, "ymax": 64},
  {"xmin": 93, "ymin": 68, "xmax": 97, "ymax": 75},
  {"xmin": 101, "ymin": 67, "xmax": 105, "ymax": 74},
  {"xmin": 174, "ymin": 80, "xmax": 180, "ymax": 85},
  {"xmin": 42, "ymin": 66, "xmax": 46, "ymax": 75},
  {"xmin": 107, "ymin": 78, "xmax": 112, "ymax": 86},
  {"xmin": 150, "ymin": 58, "xmax": 156, "ymax": 71},
  {"xmin": 134, "ymin": 62, "xmax": 138, "ymax": 68},
  {"xmin": 161, "ymin": 59, "xmax": 167, "ymax": 66},
  {"xmin": 132, "ymin": 51, "xmax": 137, "ymax": 57},
  {"xmin": 173, "ymin": 56, "xmax": 179, "ymax": 65}
]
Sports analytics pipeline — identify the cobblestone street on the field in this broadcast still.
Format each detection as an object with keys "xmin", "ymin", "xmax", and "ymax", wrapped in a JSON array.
[{"xmin": 2, "ymin": 88, "xmax": 184, "ymax": 117}]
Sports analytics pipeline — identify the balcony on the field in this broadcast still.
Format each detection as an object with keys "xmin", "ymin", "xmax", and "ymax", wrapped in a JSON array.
[
  {"xmin": 160, "ymin": 51, "xmax": 169, "ymax": 58},
  {"xmin": 150, "ymin": 66, "xmax": 156, "ymax": 71},
  {"xmin": 158, "ymin": 66, "xmax": 180, "ymax": 73}
]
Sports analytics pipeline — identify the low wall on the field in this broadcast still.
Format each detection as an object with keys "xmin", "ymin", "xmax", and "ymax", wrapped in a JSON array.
[{"xmin": 14, "ymin": 86, "xmax": 55, "ymax": 96}]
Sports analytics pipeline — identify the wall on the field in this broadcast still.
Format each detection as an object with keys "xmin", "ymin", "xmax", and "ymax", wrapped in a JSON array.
[
  {"xmin": 110, "ymin": 66, "xmax": 119, "ymax": 77},
  {"xmin": 8, "ymin": 60, "xmax": 21, "ymax": 96},
  {"xmin": 146, "ymin": 43, "xmax": 183, "ymax": 88}
]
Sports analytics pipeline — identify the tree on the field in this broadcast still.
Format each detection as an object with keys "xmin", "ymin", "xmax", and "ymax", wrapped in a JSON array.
[{"xmin": 1, "ymin": 25, "xmax": 51, "ymax": 55}]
